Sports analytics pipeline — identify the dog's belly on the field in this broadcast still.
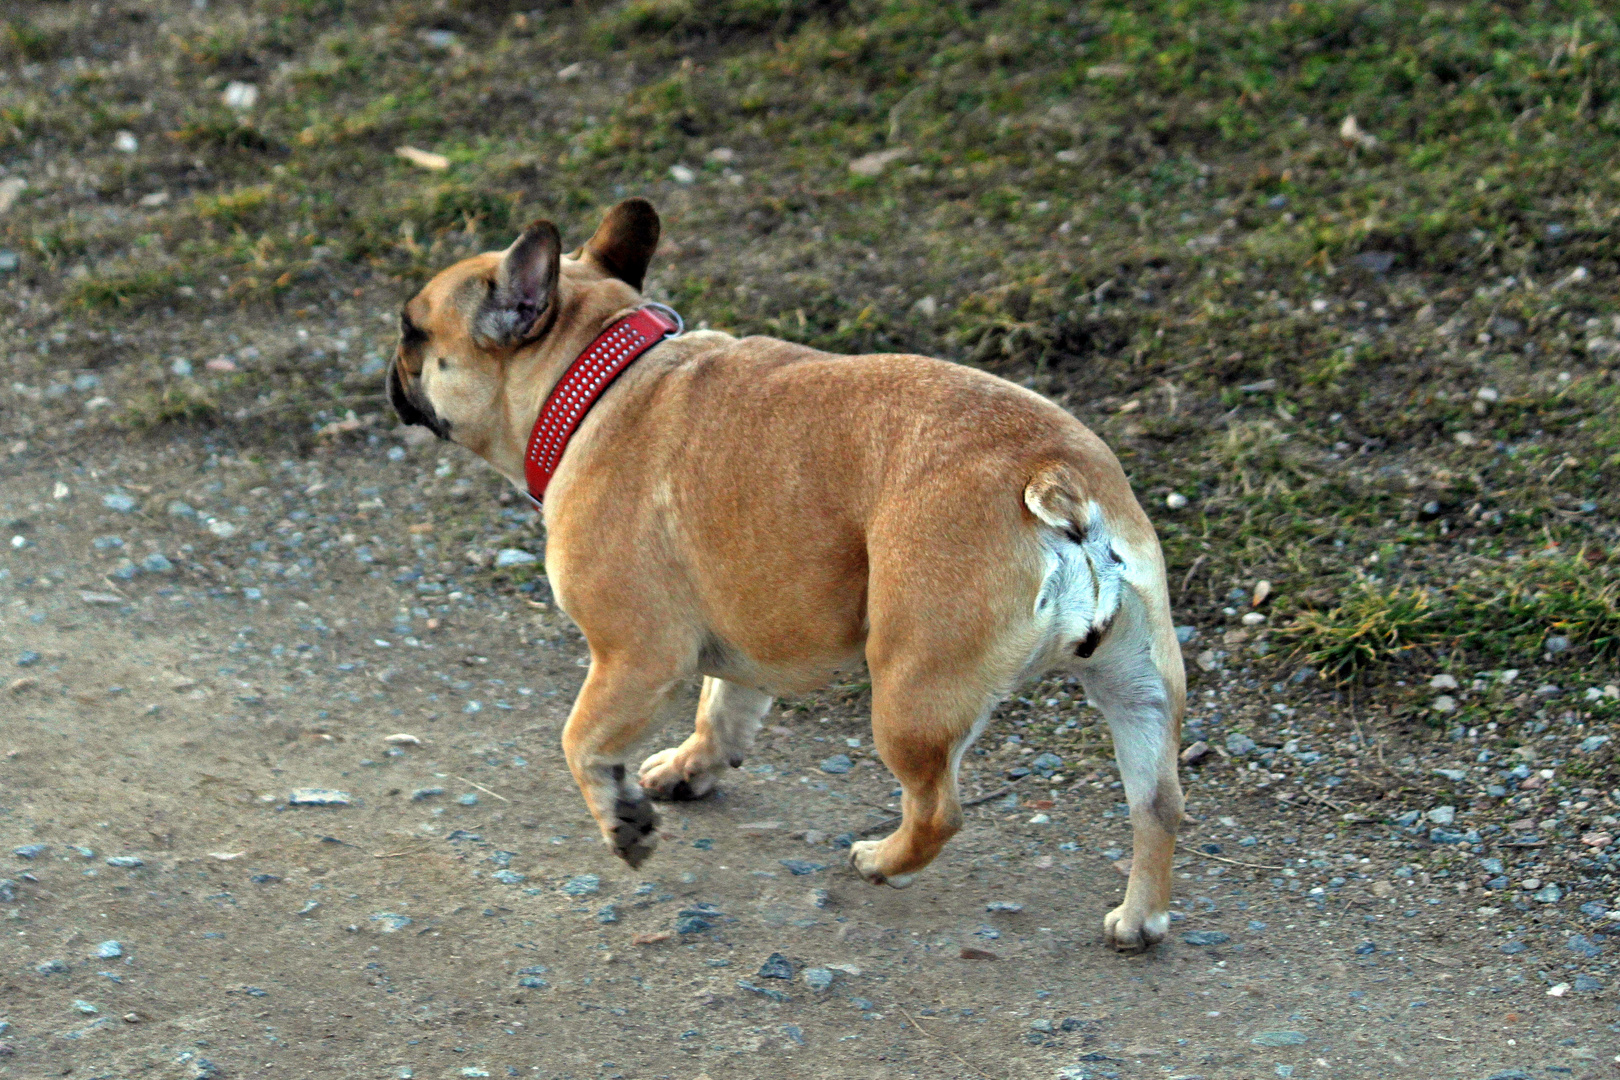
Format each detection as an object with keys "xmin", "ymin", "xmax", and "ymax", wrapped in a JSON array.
[{"xmin": 695, "ymin": 629, "xmax": 865, "ymax": 696}]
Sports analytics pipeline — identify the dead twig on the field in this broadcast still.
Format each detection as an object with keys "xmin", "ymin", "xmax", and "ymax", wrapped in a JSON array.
[
  {"xmin": 1200, "ymin": 853, "xmax": 1288, "ymax": 871},
  {"xmin": 454, "ymin": 776, "xmax": 511, "ymax": 803},
  {"xmin": 895, "ymin": 1004, "xmax": 1001, "ymax": 1080},
  {"xmin": 858, "ymin": 784, "xmax": 1020, "ymax": 836},
  {"xmin": 1179, "ymin": 553, "xmax": 1208, "ymax": 598},
  {"xmin": 1280, "ymin": 789, "xmax": 1346, "ymax": 812}
]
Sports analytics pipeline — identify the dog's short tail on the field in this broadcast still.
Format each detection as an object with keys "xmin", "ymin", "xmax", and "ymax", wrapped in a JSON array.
[{"xmin": 1023, "ymin": 461, "xmax": 1123, "ymax": 658}]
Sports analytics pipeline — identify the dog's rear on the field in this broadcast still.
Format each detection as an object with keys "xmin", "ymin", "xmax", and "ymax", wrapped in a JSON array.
[{"xmin": 1017, "ymin": 458, "xmax": 1186, "ymax": 949}]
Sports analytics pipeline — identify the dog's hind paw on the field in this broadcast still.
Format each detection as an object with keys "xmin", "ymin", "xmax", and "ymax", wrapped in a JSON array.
[
  {"xmin": 638, "ymin": 745, "xmax": 722, "ymax": 802},
  {"xmin": 610, "ymin": 795, "xmax": 660, "ymax": 868},
  {"xmin": 1103, "ymin": 904, "xmax": 1168, "ymax": 953}
]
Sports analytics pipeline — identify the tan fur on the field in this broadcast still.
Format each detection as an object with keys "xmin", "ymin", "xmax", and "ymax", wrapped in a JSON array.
[{"xmin": 389, "ymin": 200, "xmax": 1186, "ymax": 952}]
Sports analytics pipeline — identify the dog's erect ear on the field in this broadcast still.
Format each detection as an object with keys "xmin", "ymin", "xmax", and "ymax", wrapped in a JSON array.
[
  {"xmin": 582, "ymin": 198, "xmax": 660, "ymax": 291},
  {"xmin": 476, "ymin": 219, "xmax": 561, "ymax": 347}
]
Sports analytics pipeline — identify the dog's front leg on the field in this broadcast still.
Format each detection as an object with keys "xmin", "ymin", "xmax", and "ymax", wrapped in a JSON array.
[{"xmin": 561, "ymin": 656, "xmax": 682, "ymax": 868}]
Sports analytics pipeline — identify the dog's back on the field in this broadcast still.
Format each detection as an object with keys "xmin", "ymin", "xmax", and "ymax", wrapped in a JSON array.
[{"xmin": 550, "ymin": 332, "xmax": 1170, "ymax": 693}]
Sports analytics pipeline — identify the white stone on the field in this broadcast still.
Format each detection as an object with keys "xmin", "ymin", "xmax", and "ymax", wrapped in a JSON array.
[
  {"xmin": 494, "ymin": 548, "xmax": 538, "ymax": 568},
  {"xmin": 222, "ymin": 81, "xmax": 259, "ymax": 110},
  {"xmin": 1426, "ymin": 805, "xmax": 1456, "ymax": 826},
  {"xmin": 1429, "ymin": 673, "xmax": 1458, "ymax": 690},
  {"xmin": 848, "ymin": 147, "xmax": 908, "ymax": 177},
  {"xmin": 1165, "ymin": 492, "xmax": 1188, "ymax": 510}
]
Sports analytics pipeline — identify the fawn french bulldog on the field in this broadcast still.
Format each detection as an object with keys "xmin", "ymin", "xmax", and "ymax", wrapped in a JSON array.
[{"xmin": 388, "ymin": 198, "xmax": 1185, "ymax": 951}]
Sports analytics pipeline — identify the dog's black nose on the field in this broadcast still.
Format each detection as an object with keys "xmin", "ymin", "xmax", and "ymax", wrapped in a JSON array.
[{"xmin": 386, "ymin": 360, "xmax": 451, "ymax": 440}]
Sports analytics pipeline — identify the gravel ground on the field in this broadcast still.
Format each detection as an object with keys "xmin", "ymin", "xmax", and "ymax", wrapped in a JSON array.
[{"xmin": 2, "ymin": 429, "xmax": 1616, "ymax": 1079}]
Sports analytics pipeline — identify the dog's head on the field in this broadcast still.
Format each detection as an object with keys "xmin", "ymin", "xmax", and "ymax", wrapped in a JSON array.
[{"xmin": 387, "ymin": 197, "xmax": 662, "ymax": 462}]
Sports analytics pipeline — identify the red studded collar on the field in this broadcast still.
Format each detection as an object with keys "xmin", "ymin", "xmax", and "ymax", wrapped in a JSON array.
[{"xmin": 521, "ymin": 303, "xmax": 682, "ymax": 508}]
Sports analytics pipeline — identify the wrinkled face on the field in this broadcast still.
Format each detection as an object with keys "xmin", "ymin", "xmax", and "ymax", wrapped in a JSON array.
[{"xmin": 387, "ymin": 198, "xmax": 663, "ymax": 464}]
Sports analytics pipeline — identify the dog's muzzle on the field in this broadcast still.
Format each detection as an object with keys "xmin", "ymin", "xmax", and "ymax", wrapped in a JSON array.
[{"xmin": 387, "ymin": 360, "xmax": 451, "ymax": 440}]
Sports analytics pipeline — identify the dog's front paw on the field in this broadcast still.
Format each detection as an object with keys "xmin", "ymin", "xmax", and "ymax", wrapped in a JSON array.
[
  {"xmin": 848, "ymin": 840, "xmax": 914, "ymax": 889},
  {"xmin": 1103, "ymin": 904, "xmax": 1168, "ymax": 953},
  {"xmin": 610, "ymin": 794, "xmax": 660, "ymax": 869},
  {"xmin": 638, "ymin": 746, "xmax": 721, "ymax": 802}
]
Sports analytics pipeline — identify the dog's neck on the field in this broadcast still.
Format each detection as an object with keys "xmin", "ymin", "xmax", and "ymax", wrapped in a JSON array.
[{"xmin": 484, "ymin": 279, "xmax": 646, "ymax": 488}]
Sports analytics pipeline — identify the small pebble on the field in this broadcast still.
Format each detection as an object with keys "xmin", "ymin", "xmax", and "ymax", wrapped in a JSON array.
[
  {"xmin": 105, "ymin": 856, "xmax": 144, "ymax": 868},
  {"xmin": 803, "ymin": 967, "xmax": 834, "ymax": 991},
  {"xmin": 757, "ymin": 953, "xmax": 794, "ymax": 980},
  {"xmin": 1251, "ymin": 1031, "xmax": 1307, "ymax": 1047},
  {"xmin": 1165, "ymin": 492, "xmax": 1188, "ymax": 510},
  {"xmin": 1179, "ymin": 740, "xmax": 1210, "ymax": 765},
  {"xmin": 779, "ymin": 859, "xmax": 826, "ymax": 876},
  {"xmin": 560, "ymin": 874, "xmax": 600, "ymax": 896},
  {"xmin": 95, "ymin": 941, "xmax": 122, "ymax": 959},
  {"xmin": 819, "ymin": 754, "xmax": 853, "ymax": 774},
  {"xmin": 1225, "ymin": 733, "xmax": 1257, "ymax": 755},
  {"xmin": 288, "ymin": 788, "xmax": 351, "ymax": 807}
]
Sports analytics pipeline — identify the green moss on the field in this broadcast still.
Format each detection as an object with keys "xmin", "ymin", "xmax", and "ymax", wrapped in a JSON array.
[{"xmin": 68, "ymin": 269, "xmax": 191, "ymax": 310}]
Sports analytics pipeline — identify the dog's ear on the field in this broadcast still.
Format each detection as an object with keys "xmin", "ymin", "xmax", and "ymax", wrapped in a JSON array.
[
  {"xmin": 476, "ymin": 219, "xmax": 561, "ymax": 347},
  {"xmin": 582, "ymin": 198, "xmax": 661, "ymax": 291}
]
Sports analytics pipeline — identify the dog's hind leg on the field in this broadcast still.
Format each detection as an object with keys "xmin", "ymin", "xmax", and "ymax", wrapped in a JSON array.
[
  {"xmin": 848, "ymin": 663, "xmax": 994, "ymax": 888},
  {"xmin": 1076, "ymin": 586, "xmax": 1186, "ymax": 953},
  {"xmin": 562, "ymin": 654, "xmax": 687, "ymax": 868},
  {"xmin": 638, "ymin": 677, "xmax": 773, "ymax": 801}
]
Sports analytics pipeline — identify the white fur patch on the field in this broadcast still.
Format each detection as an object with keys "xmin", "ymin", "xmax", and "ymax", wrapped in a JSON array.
[{"xmin": 1030, "ymin": 500, "xmax": 1124, "ymax": 655}]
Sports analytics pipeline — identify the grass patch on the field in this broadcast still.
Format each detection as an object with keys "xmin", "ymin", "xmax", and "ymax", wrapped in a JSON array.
[
  {"xmin": 1285, "ymin": 552, "xmax": 1620, "ymax": 681},
  {"xmin": 118, "ymin": 385, "xmax": 218, "ymax": 430},
  {"xmin": 67, "ymin": 268, "xmax": 191, "ymax": 310},
  {"xmin": 589, "ymin": 0, "xmax": 849, "ymax": 48},
  {"xmin": 6, "ymin": 0, "xmax": 1620, "ymax": 691}
]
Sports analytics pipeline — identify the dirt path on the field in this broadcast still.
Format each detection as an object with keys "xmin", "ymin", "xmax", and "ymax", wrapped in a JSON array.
[{"xmin": 2, "ymin": 438, "xmax": 1612, "ymax": 1080}]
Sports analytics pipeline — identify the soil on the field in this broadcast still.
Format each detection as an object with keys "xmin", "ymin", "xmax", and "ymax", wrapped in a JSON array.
[
  {"xmin": 2, "ymin": 1, "xmax": 1619, "ymax": 1077},
  {"xmin": 1, "ymin": 436, "xmax": 1614, "ymax": 1080}
]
